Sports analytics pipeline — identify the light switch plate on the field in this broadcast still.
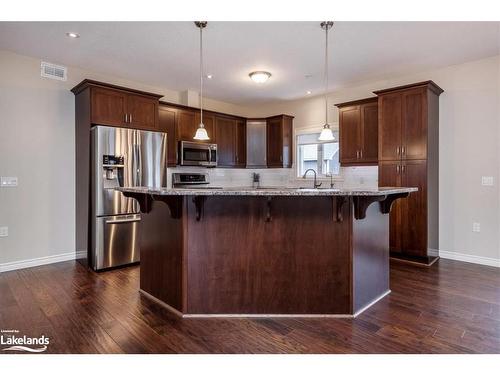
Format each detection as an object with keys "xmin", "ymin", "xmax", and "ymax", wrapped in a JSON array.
[
  {"xmin": 0, "ymin": 227, "xmax": 8, "ymax": 237},
  {"xmin": 472, "ymin": 222, "xmax": 481, "ymax": 232},
  {"xmin": 1, "ymin": 176, "xmax": 18, "ymax": 187},
  {"xmin": 482, "ymin": 176, "xmax": 494, "ymax": 186}
]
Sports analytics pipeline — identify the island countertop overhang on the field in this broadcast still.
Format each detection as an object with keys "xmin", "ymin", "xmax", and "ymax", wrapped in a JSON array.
[{"xmin": 116, "ymin": 186, "xmax": 417, "ymax": 197}]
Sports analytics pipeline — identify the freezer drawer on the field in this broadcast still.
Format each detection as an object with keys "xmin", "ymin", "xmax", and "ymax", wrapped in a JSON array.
[{"xmin": 92, "ymin": 214, "xmax": 141, "ymax": 270}]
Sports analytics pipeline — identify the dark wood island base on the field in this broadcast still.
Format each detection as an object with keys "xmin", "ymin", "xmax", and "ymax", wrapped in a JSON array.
[{"xmin": 121, "ymin": 188, "xmax": 415, "ymax": 317}]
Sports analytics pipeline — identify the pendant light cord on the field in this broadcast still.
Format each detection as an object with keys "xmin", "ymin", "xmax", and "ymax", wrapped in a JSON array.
[
  {"xmin": 324, "ymin": 24, "xmax": 329, "ymax": 126},
  {"xmin": 199, "ymin": 25, "xmax": 204, "ymax": 126}
]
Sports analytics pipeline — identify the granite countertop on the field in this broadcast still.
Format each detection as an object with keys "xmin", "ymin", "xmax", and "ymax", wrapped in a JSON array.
[{"xmin": 116, "ymin": 186, "xmax": 418, "ymax": 197}]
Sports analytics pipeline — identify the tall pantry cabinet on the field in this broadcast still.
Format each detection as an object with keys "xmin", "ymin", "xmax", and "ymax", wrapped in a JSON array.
[{"xmin": 375, "ymin": 81, "xmax": 443, "ymax": 265}]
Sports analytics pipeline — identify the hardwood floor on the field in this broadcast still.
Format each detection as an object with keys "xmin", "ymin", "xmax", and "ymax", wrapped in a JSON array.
[{"xmin": 1, "ymin": 258, "xmax": 499, "ymax": 354}]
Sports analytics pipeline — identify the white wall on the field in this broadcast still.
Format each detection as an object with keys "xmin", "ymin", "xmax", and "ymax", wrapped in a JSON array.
[
  {"xmin": 0, "ymin": 50, "xmax": 251, "ymax": 268},
  {"xmin": 245, "ymin": 56, "xmax": 500, "ymax": 264}
]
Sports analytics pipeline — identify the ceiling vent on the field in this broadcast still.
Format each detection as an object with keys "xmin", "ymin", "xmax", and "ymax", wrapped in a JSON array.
[{"xmin": 40, "ymin": 61, "xmax": 67, "ymax": 81}]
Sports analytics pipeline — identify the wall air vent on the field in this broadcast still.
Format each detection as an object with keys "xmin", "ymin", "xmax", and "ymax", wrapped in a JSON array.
[{"xmin": 40, "ymin": 61, "xmax": 67, "ymax": 81}]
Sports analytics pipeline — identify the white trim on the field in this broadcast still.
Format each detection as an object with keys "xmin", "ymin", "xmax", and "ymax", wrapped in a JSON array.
[
  {"xmin": 353, "ymin": 290, "xmax": 391, "ymax": 317},
  {"xmin": 439, "ymin": 250, "xmax": 500, "ymax": 268},
  {"xmin": 0, "ymin": 252, "xmax": 76, "ymax": 273}
]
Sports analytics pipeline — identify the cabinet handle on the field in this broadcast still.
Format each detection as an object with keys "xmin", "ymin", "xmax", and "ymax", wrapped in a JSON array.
[
  {"xmin": 396, "ymin": 165, "xmax": 400, "ymax": 174},
  {"xmin": 280, "ymin": 155, "xmax": 283, "ymax": 162},
  {"xmin": 402, "ymin": 146, "xmax": 405, "ymax": 156},
  {"xmin": 360, "ymin": 149, "xmax": 363, "ymax": 158},
  {"xmin": 129, "ymin": 114, "xmax": 133, "ymax": 123},
  {"xmin": 402, "ymin": 165, "xmax": 406, "ymax": 173},
  {"xmin": 396, "ymin": 146, "xmax": 400, "ymax": 155},
  {"xmin": 125, "ymin": 113, "xmax": 128, "ymax": 123},
  {"xmin": 356, "ymin": 150, "xmax": 359, "ymax": 159}
]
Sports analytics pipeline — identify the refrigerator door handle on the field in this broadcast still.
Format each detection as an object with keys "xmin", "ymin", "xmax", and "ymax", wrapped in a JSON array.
[{"xmin": 105, "ymin": 217, "xmax": 141, "ymax": 224}]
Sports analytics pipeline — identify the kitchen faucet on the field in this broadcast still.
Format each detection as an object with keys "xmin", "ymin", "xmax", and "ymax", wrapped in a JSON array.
[{"xmin": 302, "ymin": 169, "xmax": 322, "ymax": 189}]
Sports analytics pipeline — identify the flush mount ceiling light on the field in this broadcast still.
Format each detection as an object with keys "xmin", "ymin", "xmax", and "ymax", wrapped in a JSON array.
[
  {"xmin": 249, "ymin": 71, "xmax": 271, "ymax": 84},
  {"xmin": 318, "ymin": 21, "xmax": 335, "ymax": 142},
  {"xmin": 66, "ymin": 32, "xmax": 80, "ymax": 38},
  {"xmin": 193, "ymin": 21, "xmax": 210, "ymax": 141},
  {"xmin": 206, "ymin": 74, "xmax": 213, "ymax": 79}
]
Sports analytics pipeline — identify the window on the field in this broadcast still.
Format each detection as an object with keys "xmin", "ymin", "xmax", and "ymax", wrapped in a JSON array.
[{"xmin": 296, "ymin": 131, "xmax": 340, "ymax": 178}]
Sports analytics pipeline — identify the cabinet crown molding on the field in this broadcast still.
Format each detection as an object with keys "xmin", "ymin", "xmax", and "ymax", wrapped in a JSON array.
[
  {"xmin": 71, "ymin": 79, "xmax": 164, "ymax": 99},
  {"xmin": 373, "ymin": 80, "xmax": 444, "ymax": 96}
]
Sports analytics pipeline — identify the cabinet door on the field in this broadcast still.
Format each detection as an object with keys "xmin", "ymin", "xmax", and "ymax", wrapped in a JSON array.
[
  {"xmin": 402, "ymin": 88, "xmax": 427, "ymax": 160},
  {"xmin": 360, "ymin": 102, "xmax": 378, "ymax": 163},
  {"xmin": 282, "ymin": 116, "xmax": 293, "ymax": 168},
  {"xmin": 177, "ymin": 110, "xmax": 197, "ymax": 141},
  {"xmin": 158, "ymin": 106, "xmax": 178, "ymax": 166},
  {"xmin": 378, "ymin": 93, "xmax": 402, "ymax": 161},
  {"xmin": 400, "ymin": 160, "xmax": 428, "ymax": 257},
  {"xmin": 379, "ymin": 161, "xmax": 403, "ymax": 253},
  {"xmin": 91, "ymin": 87, "xmax": 127, "ymax": 127},
  {"xmin": 266, "ymin": 117, "xmax": 283, "ymax": 167},
  {"xmin": 127, "ymin": 94, "xmax": 158, "ymax": 130},
  {"xmin": 339, "ymin": 106, "xmax": 361, "ymax": 164},
  {"xmin": 235, "ymin": 119, "xmax": 247, "ymax": 167},
  {"xmin": 215, "ymin": 116, "xmax": 236, "ymax": 167},
  {"xmin": 194, "ymin": 112, "xmax": 216, "ymax": 143}
]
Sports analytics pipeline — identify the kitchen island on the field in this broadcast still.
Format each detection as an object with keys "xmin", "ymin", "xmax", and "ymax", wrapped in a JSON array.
[{"xmin": 118, "ymin": 187, "xmax": 416, "ymax": 317}]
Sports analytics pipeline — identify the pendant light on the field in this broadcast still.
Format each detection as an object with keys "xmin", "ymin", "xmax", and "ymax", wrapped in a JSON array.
[
  {"xmin": 193, "ymin": 21, "xmax": 210, "ymax": 141},
  {"xmin": 318, "ymin": 21, "xmax": 335, "ymax": 141}
]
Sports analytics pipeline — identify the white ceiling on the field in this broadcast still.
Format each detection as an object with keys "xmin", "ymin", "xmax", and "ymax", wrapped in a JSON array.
[{"xmin": 0, "ymin": 22, "xmax": 498, "ymax": 104}]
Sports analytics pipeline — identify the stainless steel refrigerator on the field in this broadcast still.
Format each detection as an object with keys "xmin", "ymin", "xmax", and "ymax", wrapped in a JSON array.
[{"xmin": 90, "ymin": 126, "xmax": 167, "ymax": 271}]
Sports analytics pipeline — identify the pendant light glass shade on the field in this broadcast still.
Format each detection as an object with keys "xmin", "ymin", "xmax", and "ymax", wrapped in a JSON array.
[
  {"xmin": 194, "ymin": 21, "xmax": 210, "ymax": 140},
  {"xmin": 194, "ymin": 125, "xmax": 210, "ymax": 140},
  {"xmin": 318, "ymin": 124, "xmax": 335, "ymax": 141}
]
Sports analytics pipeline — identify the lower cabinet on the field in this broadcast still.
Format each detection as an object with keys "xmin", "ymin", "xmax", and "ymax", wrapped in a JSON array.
[{"xmin": 379, "ymin": 160, "xmax": 428, "ymax": 258}]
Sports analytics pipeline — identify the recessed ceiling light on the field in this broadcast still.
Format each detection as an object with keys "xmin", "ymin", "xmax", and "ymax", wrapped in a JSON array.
[
  {"xmin": 206, "ymin": 74, "xmax": 213, "ymax": 79},
  {"xmin": 306, "ymin": 90, "xmax": 312, "ymax": 95},
  {"xmin": 249, "ymin": 71, "xmax": 271, "ymax": 84},
  {"xmin": 66, "ymin": 32, "xmax": 80, "ymax": 38}
]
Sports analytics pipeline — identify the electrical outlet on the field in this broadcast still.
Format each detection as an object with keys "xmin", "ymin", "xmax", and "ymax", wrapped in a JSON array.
[
  {"xmin": 482, "ymin": 176, "xmax": 494, "ymax": 186},
  {"xmin": 1, "ymin": 176, "xmax": 18, "ymax": 187},
  {"xmin": 0, "ymin": 227, "xmax": 8, "ymax": 237},
  {"xmin": 472, "ymin": 222, "xmax": 481, "ymax": 232}
]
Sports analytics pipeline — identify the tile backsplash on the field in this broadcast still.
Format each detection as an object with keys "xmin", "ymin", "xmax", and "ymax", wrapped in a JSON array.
[{"xmin": 167, "ymin": 166, "xmax": 378, "ymax": 189}]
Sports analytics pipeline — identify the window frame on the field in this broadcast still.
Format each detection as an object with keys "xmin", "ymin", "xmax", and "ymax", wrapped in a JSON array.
[{"xmin": 294, "ymin": 126, "xmax": 343, "ymax": 181}]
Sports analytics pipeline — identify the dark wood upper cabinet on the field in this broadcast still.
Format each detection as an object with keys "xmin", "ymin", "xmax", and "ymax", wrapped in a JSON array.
[
  {"xmin": 215, "ymin": 116, "xmax": 236, "ymax": 167},
  {"xmin": 378, "ymin": 93, "xmax": 402, "ymax": 161},
  {"xmin": 71, "ymin": 80, "xmax": 162, "ymax": 130},
  {"xmin": 360, "ymin": 101, "xmax": 379, "ymax": 163},
  {"xmin": 127, "ymin": 94, "xmax": 158, "ymax": 130},
  {"xmin": 90, "ymin": 87, "xmax": 128, "ymax": 127},
  {"xmin": 158, "ymin": 105, "xmax": 178, "ymax": 167},
  {"xmin": 336, "ymin": 97, "xmax": 378, "ymax": 166},
  {"xmin": 375, "ymin": 80, "xmax": 443, "ymax": 264},
  {"xmin": 266, "ymin": 115, "xmax": 293, "ymax": 168},
  {"xmin": 402, "ymin": 88, "xmax": 427, "ymax": 160},
  {"xmin": 177, "ymin": 110, "xmax": 197, "ymax": 141},
  {"xmin": 235, "ymin": 120, "xmax": 247, "ymax": 167}
]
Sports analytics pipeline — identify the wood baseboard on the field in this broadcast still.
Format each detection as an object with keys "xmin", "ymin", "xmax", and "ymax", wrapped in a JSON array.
[{"xmin": 390, "ymin": 252, "xmax": 439, "ymax": 267}]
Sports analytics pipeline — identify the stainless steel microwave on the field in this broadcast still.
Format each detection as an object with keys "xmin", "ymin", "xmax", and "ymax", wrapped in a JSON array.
[{"xmin": 179, "ymin": 141, "xmax": 217, "ymax": 167}]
